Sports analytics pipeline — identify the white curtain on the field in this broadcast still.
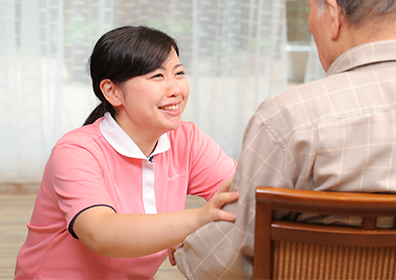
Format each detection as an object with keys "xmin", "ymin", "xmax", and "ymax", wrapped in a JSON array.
[{"xmin": 0, "ymin": 0, "xmax": 288, "ymax": 184}]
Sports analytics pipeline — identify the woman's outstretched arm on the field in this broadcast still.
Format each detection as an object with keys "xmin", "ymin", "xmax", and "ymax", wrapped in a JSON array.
[{"xmin": 73, "ymin": 177, "xmax": 238, "ymax": 258}]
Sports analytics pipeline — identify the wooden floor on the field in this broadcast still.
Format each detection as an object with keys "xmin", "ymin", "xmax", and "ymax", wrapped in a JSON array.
[{"xmin": 0, "ymin": 184, "xmax": 207, "ymax": 280}]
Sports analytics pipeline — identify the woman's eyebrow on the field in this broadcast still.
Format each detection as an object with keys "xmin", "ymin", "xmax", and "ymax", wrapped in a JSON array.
[{"xmin": 158, "ymin": 63, "xmax": 183, "ymax": 70}]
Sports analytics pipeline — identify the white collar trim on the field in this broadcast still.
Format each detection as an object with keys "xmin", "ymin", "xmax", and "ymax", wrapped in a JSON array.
[{"xmin": 100, "ymin": 112, "xmax": 170, "ymax": 159}]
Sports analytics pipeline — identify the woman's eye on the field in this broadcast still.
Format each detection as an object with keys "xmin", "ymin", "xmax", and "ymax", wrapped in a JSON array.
[
  {"xmin": 152, "ymin": 73, "xmax": 163, "ymax": 78},
  {"xmin": 176, "ymin": 71, "xmax": 185, "ymax": 76}
]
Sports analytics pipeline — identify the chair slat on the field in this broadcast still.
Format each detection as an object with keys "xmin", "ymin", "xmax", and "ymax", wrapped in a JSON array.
[
  {"xmin": 271, "ymin": 220, "xmax": 396, "ymax": 247},
  {"xmin": 256, "ymin": 187, "xmax": 396, "ymax": 216}
]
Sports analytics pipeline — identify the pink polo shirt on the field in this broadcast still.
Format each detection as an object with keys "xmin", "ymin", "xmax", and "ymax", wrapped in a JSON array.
[{"xmin": 15, "ymin": 113, "xmax": 236, "ymax": 280}]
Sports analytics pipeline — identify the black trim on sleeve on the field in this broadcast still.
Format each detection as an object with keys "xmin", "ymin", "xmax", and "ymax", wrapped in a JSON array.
[{"xmin": 68, "ymin": 204, "xmax": 117, "ymax": 239}]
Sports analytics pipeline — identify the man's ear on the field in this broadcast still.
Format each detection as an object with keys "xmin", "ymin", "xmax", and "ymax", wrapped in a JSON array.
[
  {"xmin": 326, "ymin": 0, "xmax": 345, "ymax": 40},
  {"xmin": 100, "ymin": 79, "xmax": 123, "ymax": 107}
]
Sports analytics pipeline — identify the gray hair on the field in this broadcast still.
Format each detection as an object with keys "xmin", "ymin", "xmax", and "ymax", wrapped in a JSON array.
[{"xmin": 316, "ymin": 0, "xmax": 396, "ymax": 27}]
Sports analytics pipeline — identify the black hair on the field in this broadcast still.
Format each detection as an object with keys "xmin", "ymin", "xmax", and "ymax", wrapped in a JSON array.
[{"xmin": 83, "ymin": 25, "xmax": 179, "ymax": 125}]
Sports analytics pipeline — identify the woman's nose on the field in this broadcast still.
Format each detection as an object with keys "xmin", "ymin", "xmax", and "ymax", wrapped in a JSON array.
[{"xmin": 166, "ymin": 78, "xmax": 182, "ymax": 97}]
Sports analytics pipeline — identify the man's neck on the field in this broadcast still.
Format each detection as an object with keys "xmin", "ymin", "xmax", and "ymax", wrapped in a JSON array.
[{"xmin": 345, "ymin": 17, "xmax": 396, "ymax": 49}]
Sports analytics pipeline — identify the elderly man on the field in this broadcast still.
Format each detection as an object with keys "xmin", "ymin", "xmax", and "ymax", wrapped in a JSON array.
[{"xmin": 174, "ymin": 0, "xmax": 396, "ymax": 278}]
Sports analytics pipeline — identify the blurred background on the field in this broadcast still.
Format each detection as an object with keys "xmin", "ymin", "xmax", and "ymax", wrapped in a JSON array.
[{"xmin": 0, "ymin": 0, "xmax": 326, "ymax": 187}]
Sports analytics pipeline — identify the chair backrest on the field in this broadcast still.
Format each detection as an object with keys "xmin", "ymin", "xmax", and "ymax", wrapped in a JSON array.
[{"xmin": 253, "ymin": 186, "xmax": 396, "ymax": 280}]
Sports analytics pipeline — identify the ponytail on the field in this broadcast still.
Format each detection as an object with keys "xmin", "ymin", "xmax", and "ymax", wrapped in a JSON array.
[{"xmin": 83, "ymin": 101, "xmax": 115, "ymax": 126}]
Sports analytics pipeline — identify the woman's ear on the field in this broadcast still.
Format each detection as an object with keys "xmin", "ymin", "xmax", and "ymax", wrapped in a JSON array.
[{"xmin": 100, "ymin": 79, "xmax": 123, "ymax": 107}]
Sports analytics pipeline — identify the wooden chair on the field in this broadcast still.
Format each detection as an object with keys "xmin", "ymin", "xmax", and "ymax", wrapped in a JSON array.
[{"xmin": 253, "ymin": 186, "xmax": 396, "ymax": 280}]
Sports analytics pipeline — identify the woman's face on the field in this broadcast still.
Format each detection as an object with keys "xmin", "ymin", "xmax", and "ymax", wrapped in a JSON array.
[{"xmin": 115, "ymin": 49, "xmax": 190, "ymax": 140}]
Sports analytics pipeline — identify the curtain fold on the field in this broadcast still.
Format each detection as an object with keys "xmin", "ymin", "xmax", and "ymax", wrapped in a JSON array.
[
  {"xmin": 19, "ymin": 0, "xmax": 44, "ymax": 181},
  {"xmin": 0, "ymin": 0, "xmax": 19, "ymax": 181},
  {"xmin": 0, "ymin": 0, "xmax": 290, "ymax": 183}
]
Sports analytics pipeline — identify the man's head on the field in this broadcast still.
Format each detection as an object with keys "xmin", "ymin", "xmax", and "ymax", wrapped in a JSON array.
[
  {"xmin": 308, "ymin": 0, "xmax": 396, "ymax": 71},
  {"xmin": 316, "ymin": 0, "xmax": 396, "ymax": 27}
]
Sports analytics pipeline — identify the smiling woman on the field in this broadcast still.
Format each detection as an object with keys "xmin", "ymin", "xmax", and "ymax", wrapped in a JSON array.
[
  {"xmin": 105, "ymin": 49, "xmax": 189, "ymax": 156},
  {"xmin": 14, "ymin": 25, "xmax": 238, "ymax": 280}
]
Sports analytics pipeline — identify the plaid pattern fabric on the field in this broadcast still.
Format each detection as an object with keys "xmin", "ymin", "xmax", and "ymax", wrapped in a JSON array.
[{"xmin": 175, "ymin": 40, "xmax": 396, "ymax": 279}]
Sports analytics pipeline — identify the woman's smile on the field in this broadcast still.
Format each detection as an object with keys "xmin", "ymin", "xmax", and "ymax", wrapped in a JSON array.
[{"xmin": 160, "ymin": 104, "xmax": 180, "ymax": 111}]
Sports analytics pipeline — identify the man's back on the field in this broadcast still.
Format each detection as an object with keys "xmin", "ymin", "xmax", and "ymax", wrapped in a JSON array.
[
  {"xmin": 252, "ymin": 40, "xmax": 396, "ymax": 227},
  {"xmin": 257, "ymin": 40, "xmax": 396, "ymax": 195}
]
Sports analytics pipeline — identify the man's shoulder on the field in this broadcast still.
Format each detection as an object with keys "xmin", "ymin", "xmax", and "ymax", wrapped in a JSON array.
[
  {"xmin": 256, "ymin": 78, "xmax": 328, "ymax": 122},
  {"xmin": 253, "ymin": 72, "xmax": 360, "ymax": 141}
]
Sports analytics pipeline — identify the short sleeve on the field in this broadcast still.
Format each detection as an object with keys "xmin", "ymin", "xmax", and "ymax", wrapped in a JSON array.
[{"xmin": 49, "ymin": 140, "xmax": 116, "ymax": 228}]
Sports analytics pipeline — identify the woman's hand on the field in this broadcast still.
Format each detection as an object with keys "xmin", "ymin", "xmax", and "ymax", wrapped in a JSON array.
[
  {"xmin": 167, "ymin": 177, "xmax": 238, "ymax": 266},
  {"xmin": 199, "ymin": 176, "xmax": 239, "ymax": 225},
  {"xmin": 167, "ymin": 244, "xmax": 180, "ymax": 266}
]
